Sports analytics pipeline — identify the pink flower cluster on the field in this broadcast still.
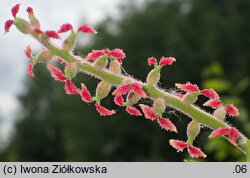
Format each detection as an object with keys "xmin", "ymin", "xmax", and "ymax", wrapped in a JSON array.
[
  {"xmin": 170, "ymin": 140, "xmax": 207, "ymax": 158},
  {"xmin": 4, "ymin": 4, "xmax": 97, "ymax": 39},
  {"xmin": 175, "ymin": 82, "xmax": 239, "ymax": 117},
  {"xmin": 148, "ymin": 56, "xmax": 176, "ymax": 67}
]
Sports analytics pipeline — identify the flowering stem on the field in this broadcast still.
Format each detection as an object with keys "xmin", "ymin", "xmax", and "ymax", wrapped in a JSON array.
[
  {"xmin": 6, "ymin": 4, "xmax": 248, "ymax": 160},
  {"xmin": 29, "ymin": 31, "xmax": 247, "ymax": 156}
]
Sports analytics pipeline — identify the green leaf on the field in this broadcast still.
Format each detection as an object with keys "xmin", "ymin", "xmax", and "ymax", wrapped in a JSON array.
[{"xmin": 203, "ymin": 78, "xmax": 231, "ymax": 92}]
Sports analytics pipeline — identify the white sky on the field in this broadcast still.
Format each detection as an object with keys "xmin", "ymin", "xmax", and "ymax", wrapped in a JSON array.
[{"xmin": 0, "ymin": 0, "xmax": 146, "ymax": 145}]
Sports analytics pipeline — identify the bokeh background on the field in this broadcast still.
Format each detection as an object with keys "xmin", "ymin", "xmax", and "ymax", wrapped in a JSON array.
[{"xmin": 0, "ymin": 0, "xmax": 250, "ymax": 161}]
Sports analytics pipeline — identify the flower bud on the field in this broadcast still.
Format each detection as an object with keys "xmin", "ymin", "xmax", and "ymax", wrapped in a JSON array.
[
  {"xmin": 182, "ymin": 92, "xmax": 200, "ymax": 105},
  {"xmin": 95, "ymin": 81, "xmax": 111, "ymax": 101},
  {"xmin": 14, "ymin": 18, "xmax": 32, "ymax": 34},
  {"xmin": 146, "ymin": 66, "xmax": 161, "ymax": 86},
  {"xmin": 125, "ymin": 91, "xmax": 140, "ymax": 106},
  {"xmin": 37, "ymin": 50, "xmax": 54, "ymax": 62},
  {"xmin": 187, "ymin": 120, "xmax": 200, "ymax": 145},
  {"xmin": 213, "ymin": 106, "xmax": 226, "ymax": 120},
  {"xmin": 62, "ymin": 31, "xmax": 77, "ymax": 51},
  {"xmin": 153, "ymin": 98, "xmax": 166, "ymax": 116},
  {"xmin": 65, "ymin": 62, "xmax": 78, "ymax": 80},
  {"xmin": 94, "ymin": 56, "xmax": 108, "ymax": 70},
  {"xmin": 109, "ymin": 59, "xmax": 121, "ymax": 74}
]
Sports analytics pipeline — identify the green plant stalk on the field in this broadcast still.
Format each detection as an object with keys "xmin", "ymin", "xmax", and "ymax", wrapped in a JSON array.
[{"xmin": 31, "ymin": 34, "xmax": 247, "ymax": 155}]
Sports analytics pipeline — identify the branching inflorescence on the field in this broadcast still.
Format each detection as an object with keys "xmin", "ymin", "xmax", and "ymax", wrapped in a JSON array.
[{"xmin": 5, "ymin": 4, "xmax": 250, "ymax": 160}]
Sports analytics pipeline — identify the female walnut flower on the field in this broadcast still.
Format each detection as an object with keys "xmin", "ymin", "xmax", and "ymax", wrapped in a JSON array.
[
  {"xmin": 112, "ymin": 82, "xmax": 144, "ymax": 116},
  {"xmin": 147, "ymin": 56, "xmax": 176, "ymax": 67},
  {"xmin": 112, "ymin": 82, "xmax": 146, "ymax": 98},
  {"xmin": 169, "ymin": 139, "xmax": 207, "ymax": 158},
  {"xmin": 140, "ymin": 104, "xmax": 177, "ymax": 133},
  {"xmin": 146, "ymin": 56, "xmax": 176, "ymax": 86},
  {"xmin": 24, "ymin": 45, "xmax": 37, "ymax": 78},
  {"xmin": 47, "ymin": 64, "xmax": 78, "ymax": 95},
  {"xmin": 209, "ymin": 127, "xmax": 239, "ymax": 145}
]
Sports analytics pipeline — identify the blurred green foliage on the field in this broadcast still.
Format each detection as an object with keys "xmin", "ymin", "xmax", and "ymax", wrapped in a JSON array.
[{"xmin": 1, "ymin": 0, "xmax": 250, "ymax": 161}]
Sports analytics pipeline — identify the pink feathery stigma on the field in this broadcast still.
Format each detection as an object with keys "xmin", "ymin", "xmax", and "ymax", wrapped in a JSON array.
[
  {"xmin": 26, "ymin": 7, "xmax": 34, "ymax": 14},
  {"xmin": 24, "ymin": 45, "xmax": 32, "ymax": 59},
  {"xmin": 58, "ymin": 23, "xmax": 73, "ymax": 33},
  {"xmin": 159, "ymin": 57, "xmax": 176, "ymax": 66},
  {"xmin": 95, "ymin": 103, "xmax": 115, "ymax": 116},
  {"xmin": 209, "ymin": 127, "xmax": 230, "ymax": 138},
  {"xmin": 78, "ymin": 24, "xmax": 97, "ymax": 34},
  {"xmin": 229, "ymin": 127, "xmax": 239, "ymax": 145},
  {"xmin": 80, "ymin": 83, "xmax": 93, "ymax": 103},
  {"xmin": 201, "ymin": 89, "xmax": 219, "ymax": 99},
  {"xmin": 203, "ymin": 99, "xmax": 222, "ymax": 109},
  {"xmin": 112, "ymin": 84, "xmax": 131, "ymax": 95},
  {"xmin": 114, "ymin": 94, "xmax": 124, "ymax": 106},
  {"xmin": 131, "ymin": 83, "xmax": 147, "ymax": 98},
  {"xmin": 157, "ymin": 117, "xmax": 178, "ymax": 133},
  {"xmin": 34, "ymin": 28, "xmax": 42, "ymax": 34},
  {"xmin": 4, "ymin": 20, "xmax": 14, "ymax": 33},
  {"xmin": 175, "ymin": 82, "xmax": 199, "ymax": 93},
  {"xmin": 108, "ymin": 49, "xmax": 126, "ymax": 63},
  {"xmin": 147, "ymin": 57, "xmax": 157, "ymax": 66},
  {"xmin": 139, "ymin": 104, "xmax": 157, "ymax": 120},
  {"xmin": 45, "ymin": 30, "xmax": 61, "ymax": 39},
  {"xmin": 187, "ymin": 145, "xmax": 207, "ymax": 158},
  {"xmin": 26, "ymin": 63, "xmax": 35, "ymax": 78},
  {"xmin": 87, "ymin": 50, "xmax": 106, "ymax": 60},
  {"xmin": 11, "ymin": 4, "xmax": 20, "ymax": 18},
  {"xmin": 169, "ymin": 139, "xmax": 188, "ymax": 152},
  {"xmin": 64, "ymin": 80, "xmax": 79, "ymax": 95},
  {"xmin": 47, "ymin": 64, "xmax": 67, "ymax": 81},
  {"xmin": 225, "ymin": 104, "xmax": 240, "ymax": 117},
  {"xmin": 126, "ymin": 106, "xmax": 142, "ymax": 116}
]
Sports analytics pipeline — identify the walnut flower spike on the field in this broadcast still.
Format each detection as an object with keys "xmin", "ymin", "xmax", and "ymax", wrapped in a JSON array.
[{"xmin": 5, "ymin": 3, "xmax": 249, "ymax": 160}]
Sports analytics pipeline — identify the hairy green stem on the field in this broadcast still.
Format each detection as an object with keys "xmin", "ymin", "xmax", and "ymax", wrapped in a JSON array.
[{"xmin": 32, "ymin": 35, "xmax": 247, "ymax": 155}]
